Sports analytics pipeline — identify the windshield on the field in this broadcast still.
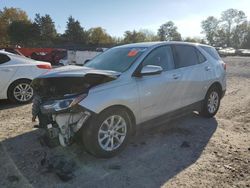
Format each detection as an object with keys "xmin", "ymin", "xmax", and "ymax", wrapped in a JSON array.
[{"xmin": 85, "ymin": 47, "xmax": 147, "ymax": 72}]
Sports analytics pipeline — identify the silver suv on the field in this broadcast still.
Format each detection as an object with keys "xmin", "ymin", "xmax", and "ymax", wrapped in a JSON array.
[{"xmin": 32, "ymin": 42, "xmax": 226, "ymax": 158}]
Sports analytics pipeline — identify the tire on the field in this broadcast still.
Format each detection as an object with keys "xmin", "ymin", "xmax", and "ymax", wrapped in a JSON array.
[
  {"xmin": 200, "ymin": 86, "xmax": 221, "ymax": 118},
  {"xmin": 7, "ymin": 79, "xmax": 34, "ymax": 104},
  {"xmin": 82, "ymin": 108, "xmax": 132, "ymax": 158}
]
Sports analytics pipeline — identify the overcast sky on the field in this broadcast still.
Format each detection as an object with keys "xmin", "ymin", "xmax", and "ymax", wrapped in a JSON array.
[{"xmin": 1, "ymin": 0, "xmax": 250, "ymax": 38}]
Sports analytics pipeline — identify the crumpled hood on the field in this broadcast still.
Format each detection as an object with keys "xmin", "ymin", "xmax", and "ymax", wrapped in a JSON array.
[
  {"xmin": 38, "ymin": 65, "xmax": 121, "ymax": 79},
  {"xmin": 32, "ymin": 66, "xmax": 120, "ymax": 100}
]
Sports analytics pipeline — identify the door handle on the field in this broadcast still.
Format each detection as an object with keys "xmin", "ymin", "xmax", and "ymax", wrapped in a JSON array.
[
  {"xmin": 172, "ymin": 74, "xmax": 180, "ymax": 79},
  {"xmin": 205, "ymin": 66, "xmax": 211, "ymax": 71}
]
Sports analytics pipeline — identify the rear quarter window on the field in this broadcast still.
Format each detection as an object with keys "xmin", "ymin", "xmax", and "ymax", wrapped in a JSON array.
[
  {"xmin": 0, "ymin": 54, "xmax": 11, "ymax": 64},
  {"xmin": 173, "ymin": 45, "xmax": 199, "ymax": 68},
  {"xmin": 201, "ymin": 46, "xmax": 221, "ymax": 60},
  {"xmin": 196, "ymin": 49, "xmax": 207, "ymax": 63}
]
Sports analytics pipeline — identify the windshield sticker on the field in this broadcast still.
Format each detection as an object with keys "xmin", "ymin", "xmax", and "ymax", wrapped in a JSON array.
[{"xmin": 128, "ymin": 50, "xmax": 139, "ymax": 57}]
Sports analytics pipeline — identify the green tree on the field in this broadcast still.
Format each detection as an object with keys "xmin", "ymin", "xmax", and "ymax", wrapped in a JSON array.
[
  {"xmin": 231, "ymin": 21, "xmax": 249, "ymax": 48},
  {"xmin": 202, "ymin": 9, "xmax": 248, "ymax": 48},
  {"xmin": 63, "ymin": 16, "xmax": 86, "ymax": 43},
  {"xmin": 215, "ymin": 29, "xmax": 227, "ymax": 47},
  {"xmin": 201, "ymin": 16, "xmax": 219, "ymax": 46},
  {"xmin": 0, "ymin": 7, "xmax": 29, "ymax": 45},
  {"xmin": 88, "ymin": 27, "xmax": 113, "ymax": 45},
  {"xmin": 183, "ymin": 37, "xmax": 205, "ymax": 43},
  {"xmin": 157, "ymin": 21, "xmax": 182, "ymax": 41},
  {"xmin": 241, "ymin": 22, "xmax": 250, "ymax": 48},
  {"xmin": 123, "ymin": 30, "xmax": 146, "ymax": 43},
  {"xmin": 112, "ymin": 36, "xmax": 123, "ymax": 44},
  {"xmin": 221, "ymin": 9, "xmax": 247, "ymax": 47},
  {"xmin": 140, "ymin": 29, "xmax": 159, "ymax": 41},
  {"xmin": 34, "ymin": 14, "xmax": 57, "ymax": 45},
  {"xmin": 8, "ymin": 20, "xmax": 40, "ymax": 46}
]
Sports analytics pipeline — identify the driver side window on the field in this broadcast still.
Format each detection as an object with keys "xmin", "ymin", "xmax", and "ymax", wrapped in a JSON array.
[{"xmin": 143, "ymin": 46, "xmax": 174, "ymax": 71}]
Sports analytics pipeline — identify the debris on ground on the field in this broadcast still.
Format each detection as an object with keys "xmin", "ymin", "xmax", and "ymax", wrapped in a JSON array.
[{"xmin": 40, "ymin": 155, "xmax": 76, "ymax": 182}]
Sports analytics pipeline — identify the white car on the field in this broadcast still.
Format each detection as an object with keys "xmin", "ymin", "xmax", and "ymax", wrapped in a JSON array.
[{"xmin": 0, "ymin": 51, "xmax": 52, "ymax": 103}]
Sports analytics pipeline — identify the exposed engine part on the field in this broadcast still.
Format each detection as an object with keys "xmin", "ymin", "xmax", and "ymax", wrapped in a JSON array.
[
  {"xmin": 59, "ymin": 132, "xmax": 71, "ymax": 147},
  {"xmin": 53, "ymin": 111, "xmax": 91, "ymax": 146},
  {"xmin": 47, "ymin": 123, "xmax": 59, "ymax": 139},
  {"xmin": 73, "ymin": 111, "xmax": 91, "ymax": 132}
]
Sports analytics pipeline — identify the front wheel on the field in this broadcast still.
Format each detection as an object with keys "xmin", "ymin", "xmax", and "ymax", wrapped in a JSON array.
[
  {"xmin": 200, "ymin": 87, "xmax": 221, "ymax": 118},
  {"xmin": 82, "ymin": 108, "xmax": 132, "ymax": 158}
]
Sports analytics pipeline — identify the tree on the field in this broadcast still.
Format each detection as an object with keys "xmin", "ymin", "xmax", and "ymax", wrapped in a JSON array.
[
  {"xmin": 201, "ymin": 16, "xmax": 219, "ymax": 46},
  {"xmin": 123, "ymin": 30, "xmax": 146, "ymax": 43},
  {"xmin": 157, "ymin": 21, "xmax": 182, "ymax": 41},
  {"xmin": 63, "ymin": 16, "xmax": 86, "ymax": 43},
  {"xmin": 34, "ymin": 14, "xmax": 57, "ymax": 45},
  {"xmin": 231, "ymin": 21, "xmax": 249, "ymax": 48},
  {"xmin": 8, "ymin": 20, "xmax": 40, "ymax": 46},
  {"xmin": 215, "ymin": 28, "xmax": 227, "ymax": 47},
  {"xmin": 88, "ymin": 27, "xmax": 113, "ymax": 45},
  {"xmin": 202, "ymin": 9, "xmax": 248, "ymax": 48},
  {"xmin": 0, "ymin": 7, "xmax": 29, "ymax": 45},
  {"xmin": 241, "ymin": 22, "xmax": 250, "ymax": 48},
  {"xmin": 140, "ymin": 29, "xmax": 159, "ymax": 41},
  {"xmin": 183, "ymin": 37, "xmax": 205, "ymax": 43},
  {"xmin": 221, "ymin": 9, "xmax": 247, "ymax": 47}
]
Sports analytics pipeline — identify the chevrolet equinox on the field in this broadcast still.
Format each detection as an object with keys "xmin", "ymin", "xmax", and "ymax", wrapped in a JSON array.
[{"xmin": 32, "ymin": 42, "xmax": 226, "ymax": 158}]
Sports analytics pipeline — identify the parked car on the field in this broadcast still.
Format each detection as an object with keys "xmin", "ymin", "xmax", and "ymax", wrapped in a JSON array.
[
  {"xmin": 31, "ymin": 50, "xmax": 67, "ymax": 65},
  {"xmin": 33, "ymin": 42, "xmax": 226, "ymax": 158},
  {"xmin": 0, "ymin": 51, "xmax": 52, "ymax": 103},
  {"xmin": 218, "ymin": 47, "xmax": 236, "ymax": 56},
  {"xmin": 0, "ymin": 48, "xmax": 24, "ymax": 56},
  {"xmin": 236, "ymin": 49, "xmax": 250, "ymax": 56}
]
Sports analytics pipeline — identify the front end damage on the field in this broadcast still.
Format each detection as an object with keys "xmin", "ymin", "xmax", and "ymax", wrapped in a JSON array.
[
  {"xmin": 41, "ymin": 105, "xmax": 91, "ymax": 146},
  {"xmin": 32, "ymin": 66, "xmax": 119, "ymax": 146}
]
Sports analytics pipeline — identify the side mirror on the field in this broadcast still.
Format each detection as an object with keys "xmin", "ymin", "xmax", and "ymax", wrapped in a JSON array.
[{"xmin": 140, "ymin": 65, "xmax": 163, "ymax": 76}]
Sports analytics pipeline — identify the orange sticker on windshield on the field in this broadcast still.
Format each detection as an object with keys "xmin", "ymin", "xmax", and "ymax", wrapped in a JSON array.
[{"xmin": 128, "ymin": 50, "xmax": 138, "ymax": 57}]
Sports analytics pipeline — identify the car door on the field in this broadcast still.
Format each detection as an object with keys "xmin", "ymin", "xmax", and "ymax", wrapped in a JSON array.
[
  {"xmin": 172, "ymin": 44, "xmax": 207, "ymax": 107},
  {"xmin": 135, "ymin": 45, "xmax": 183, "ymax": 122},
  {"xmin": 0, "ymin": 54, "xmax": 17, "ymax": 96}
]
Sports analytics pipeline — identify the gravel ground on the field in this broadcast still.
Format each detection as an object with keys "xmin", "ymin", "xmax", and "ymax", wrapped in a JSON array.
[{"xmin": 0, "ymin": 56, "xmax": 249, "ymax": 188}]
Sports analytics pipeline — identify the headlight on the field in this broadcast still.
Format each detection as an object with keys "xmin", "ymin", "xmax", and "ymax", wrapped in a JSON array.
[{"xmin": 41, "ymin": 93, "xmax": 87, "ymax": 113}]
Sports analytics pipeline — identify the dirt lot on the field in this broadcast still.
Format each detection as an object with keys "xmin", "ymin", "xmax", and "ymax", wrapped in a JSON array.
[{"xmin": 0, "ymin": 56, "xmax": 249, "ymax": 188}]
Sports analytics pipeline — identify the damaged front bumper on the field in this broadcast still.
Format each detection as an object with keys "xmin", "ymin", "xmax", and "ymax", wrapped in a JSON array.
[{"xmin": 39, "ymin": 101, "xmax": 92, "ymax": 147}]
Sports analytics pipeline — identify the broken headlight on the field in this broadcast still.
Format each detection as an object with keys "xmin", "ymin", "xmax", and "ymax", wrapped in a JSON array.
[{"xmin": 41, "ymin": 93, "xmax": 87, "ymax": 113}]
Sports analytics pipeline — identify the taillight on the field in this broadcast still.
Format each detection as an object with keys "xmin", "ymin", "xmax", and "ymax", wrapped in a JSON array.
[
  {"xmin": 222, "ymin": 62, "xmax": 226, "ymax": 70},
  {"xmin": 37, "ymin": 64, "xmax": 52, "ymax": 69}
]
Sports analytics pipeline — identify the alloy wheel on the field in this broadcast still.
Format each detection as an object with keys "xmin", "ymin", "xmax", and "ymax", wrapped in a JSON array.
[
  {"xmin": 207, "ymin": 91, "xmax": 219, "ymax": 114},
  {"xmin": 13, "ymin": 83, "xmax": 33, "ymax": 102},
  {"xmin": 98, "ymin": 115, "xmax": 127, "ymax": 151}
]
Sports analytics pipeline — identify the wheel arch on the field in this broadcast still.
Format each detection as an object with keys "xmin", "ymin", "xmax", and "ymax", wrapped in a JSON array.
[{"xmin": 207, "ymin": 82, "xmax": 223, "ymax": 97}]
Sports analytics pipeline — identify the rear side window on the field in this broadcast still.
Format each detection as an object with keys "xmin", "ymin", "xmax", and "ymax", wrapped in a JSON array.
[
  {"xmin": 0, "ymin": 54, "xmax": 11, "ymax": 64},
  {"xmin": 173, "ymin": 45, "xmax": 199, "ymax": 68},
  {"xmin": 201, "ymin": 46, "xmax": 221, "ymax": 60},
  {"xmin": 196, "ymin": 49, "xmax": 207, "ymax": 63},
  {"xmin": 142, "ymin": 46, "xmax": 175, "ymax": 71}
]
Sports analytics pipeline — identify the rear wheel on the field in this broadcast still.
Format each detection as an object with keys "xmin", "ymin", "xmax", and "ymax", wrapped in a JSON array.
[
  {"xmin": 82, "ymin": 108, "xmax": 132, "ymax": 158},
  {"xmin": 8, "ymin": 80, "xmax": 34, "ymax": 104},
  {"xmin": 200, "ymin": 86, "xmax": 221, "ymax": 118}
]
